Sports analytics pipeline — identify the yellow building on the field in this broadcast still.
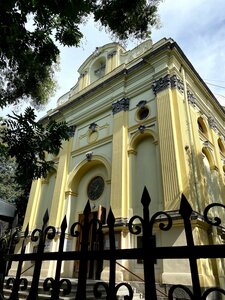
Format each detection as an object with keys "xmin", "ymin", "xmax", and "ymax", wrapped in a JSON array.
[{"xmin": 21, "ymin": 38, "xmax": 225, "ymax": 288}]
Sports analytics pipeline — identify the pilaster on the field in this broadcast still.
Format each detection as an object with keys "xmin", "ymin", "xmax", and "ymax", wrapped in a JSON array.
[
  {"xmin": 169, "ymin": 88, "xmax": 190, "ymax": 200},
  {"xmin": 48, "ymin": 138, "xmax": 73, "ymax": 226},
  {"xmin": 22, "ymin": 179, "xmax": 42, "ymax": 230},
  {"xmin": 110, "ymin": 98, "xmax": 129, "ymax": 219},
  {"xmin": 107, "ymin": 50, "xmax": 117, "ymax": 73},
  {"xmin": 153, "ymin": 75, "xmax": 182, "ymax": 210}
]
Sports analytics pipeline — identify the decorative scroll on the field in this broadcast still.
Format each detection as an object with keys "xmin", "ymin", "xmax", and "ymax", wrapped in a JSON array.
[
  {"xmin": 187, "ymin": 90, "xmax": 196, "ymax": 105},
  {"xmin": 208, "ymin": 116, "xmax": 216, "ymax": 129},
  {"xmin": 136, "ymin": 100, "xmax": 147, "ymax": 108},
  {"xmin": 152, "ymin": 74, "xmax": 184, "ymax": 95},
  {"xmin": 2, "ymin": 225, "xmax": 29, "ymax": 300},
  {"xmin": 170, "ymin": 74, "xmax": 184, "ymax": 94},
  {"xmin": 1, "ymin": 187, "xmax": 225, "ymax": 299},
  {"xmin": 203, "ymin": 202, "xmax": 225, "ymax": 226},
  {"xmin": 152, "ymin": 74, "xmax": 171, "ymax": 95},
  {"xmin": 112, "ymin": 98, "xmax": 130, "ymax": 114}
]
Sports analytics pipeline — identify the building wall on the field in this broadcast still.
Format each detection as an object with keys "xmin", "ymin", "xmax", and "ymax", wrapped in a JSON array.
[{"xmin": 19, "ymin": 38, "xmax": 225, "ymax": 286}]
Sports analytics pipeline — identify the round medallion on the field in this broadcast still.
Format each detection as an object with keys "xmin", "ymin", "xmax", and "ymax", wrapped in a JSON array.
[{"xmin": 87, "ymin": 176, "xmax": 104, "ymax": 200}]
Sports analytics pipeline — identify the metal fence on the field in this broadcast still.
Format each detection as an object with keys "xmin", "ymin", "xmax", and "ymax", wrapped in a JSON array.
[{"xmin": 1, "ymin": 187, "xmax": 225, "ymax": 299}]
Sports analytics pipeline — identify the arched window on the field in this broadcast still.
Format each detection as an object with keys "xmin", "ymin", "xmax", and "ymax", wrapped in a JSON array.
[
  {"xmin": 218, "ymin": 138, "xmax": 225, "ymax": 155},
  {"xmin": 202, "ymin": 147, "xmax": 214, "ymax": 170},
  {"xmin": 197, "ymin": 117, "xmax": 207, "ymax": 135},
  {"xmin": 91, "ymin": 57, "xmax": 106, "ymax": 82}
]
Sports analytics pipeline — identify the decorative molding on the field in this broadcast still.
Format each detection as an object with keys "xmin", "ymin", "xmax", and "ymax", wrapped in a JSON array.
[
  {"xmin": 86, "ymin": 151, "xmax": 93, "ymax": 161},
  {"xmin": 138, "ymin": 125, "xmax": 146, "ymax": 133},
  {"xmin": 93, "ymin": 47, "xmax": 101, "ymax": 57},
  {"xmin": 65, "ymin": 191, "xmax": 78, "ymax": 197},
  {"xmin": 107, "ymin": 50, "xmax": 117, "ymax": 59},
  {"xmin": 208, "ymin": 117, "xmax": 216, "ymax": 129},
  {"xmin": 152, "ymin": 74, "xmax": 184, "ymax": 95},
  {"xmin": 69, "ymin": 125, "xmax": 76, "ymax": 137},
  {"xmin": 105, "ymin": 179, "xmax": 111, "ymax": 184},
  {"xmin": 152, "ymin": 74, "xmax": 171, "ymax": 95},
  {"xmin": 89, "ymin": 122, "xmax": 98, "ymax": 132},
  {"xmin": 80, "ymin": 70, "xmax": 88, "ymax": 78},
  {"xmin": 170, "ymin": 75, "xmax": 184, "ymax": 94},
  {"xmin": 187, "ymin": 90, "xmax": 196, "ymax": 105},
  {"xmin": 112, "ymin": 98, "xmax": 130, "ymax": 115},
  {"xmin": 88, "ymin": 131, "xmax": 99, "ymax": 144},
  {"xmin": 203, "ymin": 140, "xmax": 210, "ymax": 147},
  {"xmin": 210, "ymin": 165, "xmax": 219, "ymax": 172},
  {"xmin": 128, "ymin": 149, "xmax": 137, "ymax": 156},
  {"xmin": 136, "ymin": 100, "xmax": 147, "ymax": 108}
]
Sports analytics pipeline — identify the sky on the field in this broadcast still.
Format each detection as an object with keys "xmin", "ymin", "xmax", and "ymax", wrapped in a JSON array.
[{"xmin": 1, "ymin": 0, "xmax": 225, "ymax": 118}]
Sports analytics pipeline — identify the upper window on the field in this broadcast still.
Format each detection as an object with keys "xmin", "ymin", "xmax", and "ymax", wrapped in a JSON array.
[
  {"xmin": 197, "ymin": 117, "xmax": 207, "ymax": 135},
  {"xmin": 91, "ymin": 57, "xmax": 106, "ymax": 82},
  {"xmin": 202, "ymin": 147, "xmax": 216, "ymax": 171},
  {"xmin": 218, "ymin": 138, "xmax": 225, "ymax": 155},
  {"xmin": 136, "ymin": 100, "xmax": 150, "ymax": 121}
]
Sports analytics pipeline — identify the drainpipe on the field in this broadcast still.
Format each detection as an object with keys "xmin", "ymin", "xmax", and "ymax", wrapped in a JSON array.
[{"xmin": 181, "ymin": 66, "xmax": 202, "ymax": 213}]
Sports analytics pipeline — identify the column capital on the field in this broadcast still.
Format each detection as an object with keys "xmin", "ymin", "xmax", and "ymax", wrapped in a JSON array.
[
  {"xmin": 187, "ymin": 90, "xmax": 196, "ymax": 106},
  {"xmin": 152, "ymin": 74, "xmax": 184, "ymax": 95},
  {"xmin": 112, "ymin": 98, "xmax": 130, "ymax": 115},
  {"xmin": 208, "ymin": 116, "xmax": 216, "ymax": 130}
]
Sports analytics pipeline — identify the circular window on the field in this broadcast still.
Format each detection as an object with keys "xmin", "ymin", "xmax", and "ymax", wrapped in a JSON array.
[
  {"xmin": 87, "ymin": 176, "xmax": 104, "ymax": 200},
  {"xmin": 137, "ymin": 107, "xmax": 149, "ymax": 120}
]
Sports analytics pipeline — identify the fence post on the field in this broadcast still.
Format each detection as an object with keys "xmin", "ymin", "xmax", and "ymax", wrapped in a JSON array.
[
  {"xmin": 141, "ymin": 187, "xmax": 157, "ymax": 300},
  {"xmin": 8, "ymin": 225, "xmax": 29, "ymax": 300},
  {"xmin": 27, "ymin": 210, "xmax": 56, "ymax": 300},
  {"xmin": 179, "ymin": 194, "xmax": 202, "ymax": 300},
  {"xmin": 107, "ymin": 208, "xmax": 117, "ymax": 300},
  {"xmin": 43, "ymin": 216, "xmax": 72, "ymax": 300}
]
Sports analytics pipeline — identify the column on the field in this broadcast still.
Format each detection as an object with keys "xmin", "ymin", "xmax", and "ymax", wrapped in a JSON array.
[
  {"xmin": 49, "ymin": 138, "xmax": 73, "ymax": 227},
  {"xmin": 153, "ymin": 75, "xmax": 182, "ymax": 210},
  {"xmin": 22, "ymin": 179, "xmax": 42, "ymax": 230},
  {"xmin": 110, "ymin": 98, "xmax": 129, "ymax": 219}
]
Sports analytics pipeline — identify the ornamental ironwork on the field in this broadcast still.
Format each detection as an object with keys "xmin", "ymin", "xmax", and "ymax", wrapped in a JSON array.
[{"xmin": 1, "ymin": 187, "xmax": 225, "ymax": 299}]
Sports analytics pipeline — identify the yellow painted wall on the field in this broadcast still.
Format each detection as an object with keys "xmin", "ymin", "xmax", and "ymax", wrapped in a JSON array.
[{"xmin": 20, "ymin": 38, "xmax": 225, "ymax": 287}]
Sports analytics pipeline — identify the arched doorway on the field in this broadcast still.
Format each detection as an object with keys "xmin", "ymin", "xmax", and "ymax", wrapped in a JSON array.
[{"xmin": 66, "ymin": 155, "xmax": 111, "ymax": 279}]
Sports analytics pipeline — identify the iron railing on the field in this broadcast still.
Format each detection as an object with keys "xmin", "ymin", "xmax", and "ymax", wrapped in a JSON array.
[{"xmin": 0, "ymin": 187, "xmax": 225, "ymax": 299}]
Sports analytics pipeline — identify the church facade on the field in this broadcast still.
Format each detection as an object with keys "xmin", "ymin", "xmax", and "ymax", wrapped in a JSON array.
[{"xmin": 20, "ymin": 38, "xmax": 225, "ymax": 288}]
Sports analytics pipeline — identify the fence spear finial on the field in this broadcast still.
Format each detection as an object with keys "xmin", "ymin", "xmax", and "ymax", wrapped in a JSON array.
[{"xmin": 179, "ymin": 194, "xmax": 193, "ymax": 219}]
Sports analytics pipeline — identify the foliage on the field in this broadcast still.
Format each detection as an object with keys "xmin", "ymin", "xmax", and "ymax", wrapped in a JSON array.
[
  {"xmin": 0, "ymin": 107, "xmax": 70, "ymax": 186},
  {"xmin": 94, "ymin": 0, "xmax": 160, "ymax": 40},
  {"xmin": 0, "ymin": 0, "xmax": 161, "ymax": 108},
  {"xmin": 0, "ymin": 147, "xmax": 23, "ymax": 204},
  {"xmin": 0, "ymin": 107, "xmax": 70, "ymax": 224}
]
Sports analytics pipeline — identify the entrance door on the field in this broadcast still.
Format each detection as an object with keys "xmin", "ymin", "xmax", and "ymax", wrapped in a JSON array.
[{"xmin": 74, "ymin": 206, "xmax": 106, "ymax": 279}]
